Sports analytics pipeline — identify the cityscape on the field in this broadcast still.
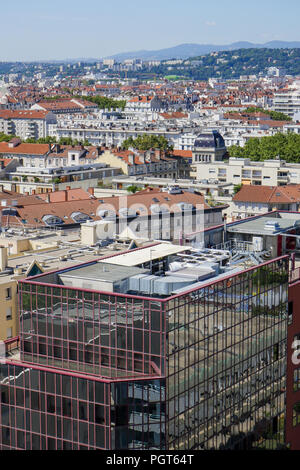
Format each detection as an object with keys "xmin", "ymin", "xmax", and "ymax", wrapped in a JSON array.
[{"xmin": 0, "ymin": 0, "xmax": 300, "ymax": 456}]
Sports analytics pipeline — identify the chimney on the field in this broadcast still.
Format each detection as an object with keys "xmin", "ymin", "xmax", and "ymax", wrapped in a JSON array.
[
  {"xmin": 0, "ymin": 184, "xmax": 3, "ymax": 192},
  {"xmin": 63, "ymin": 190, "xmax": 68, "ymax": 202},
  {"xmin": 66, "ymin": 186, "xmax": 71, "ymax": 191},
  {"xmin": 45, "ymin": 194, "xmax": 50, "ymax": 203},
  {"xmin": 87, "ymin": 187, "xmax": 94, "ymax": 196},
  {"xmin": 0, "ymin": 246, "xmax": 8, "ymax": 271}
]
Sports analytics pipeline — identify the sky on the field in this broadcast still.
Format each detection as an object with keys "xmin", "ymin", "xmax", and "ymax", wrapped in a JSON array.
[{"xmin": 1, "ymin": 0, "xmax": 300, "ymax": 61}]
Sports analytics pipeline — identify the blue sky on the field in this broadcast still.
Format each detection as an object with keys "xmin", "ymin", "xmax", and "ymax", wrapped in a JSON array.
[{"xmin": 2, "ymin": 0, "xmax": 300, "ymax": 60}]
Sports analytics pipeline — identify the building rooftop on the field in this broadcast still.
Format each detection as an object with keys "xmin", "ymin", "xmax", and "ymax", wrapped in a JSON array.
[
  {"xmin": 60, "ymin": 262, "xmax": 148, "ymax": 283},
  {"xmin": 227, "ymin": 215, "xmax": 300, "ymax": 236},
  {"xmin": 100, "ymin": 243, "xmax": 187, "ymax": 266}
]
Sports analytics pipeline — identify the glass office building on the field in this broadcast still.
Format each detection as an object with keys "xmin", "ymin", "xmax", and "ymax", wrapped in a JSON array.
[{"xmin": 0, "ymin": 250, "xmax": 289, "ymax": 450}]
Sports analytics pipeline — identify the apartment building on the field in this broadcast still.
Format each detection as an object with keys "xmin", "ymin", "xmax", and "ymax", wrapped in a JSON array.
[
  {"xmin": 0, "ymin": 110, "xmax": 57, "ymax": 140},
  {"xmin": 232, "ymin": 184, "xmax": 300, "ymax": 219},
  {"xmin": 194, "ymin": 157, "xmax": 300, "ymax": 187},
  {"xmin": 273, "ymin": 89, "xmax": 300, "ymax": 118},
  {"xmin": 97, "ymin": 148, "xmax": 179, "ymax": 179},
  {"xmin": 32, "ymin": 99, "xmax": 98, "ymax": 115},
  {"xmin": 80, "ymin": 187, "xmax": 226, "ymax": 244},
  {"xmin": 125, "ymin": 96, "xmax": 165, "ymax": 113}
]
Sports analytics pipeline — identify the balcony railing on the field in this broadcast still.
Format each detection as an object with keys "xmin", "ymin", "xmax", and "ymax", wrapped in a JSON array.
[
  {"xmin": 3, "ymin": 335, "xmax": 20, "ymax": 357},
  {"xmin": 289, "ymin": 267, "xmax": 300, "ymax": 284}
]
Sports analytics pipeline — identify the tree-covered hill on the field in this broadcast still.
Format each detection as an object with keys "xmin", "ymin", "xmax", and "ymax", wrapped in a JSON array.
[{"xmin": 127, "ymin": 48, "xmax": 300, "ymax": 80}]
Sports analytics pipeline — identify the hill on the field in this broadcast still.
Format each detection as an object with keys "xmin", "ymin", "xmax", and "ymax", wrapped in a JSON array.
[
  {"xmin": 120, "ymin": 48, "xmax": 300, "ymax": 80},
  {"xmin": 106, "ymin": 41, "xmax": 300, "ymax": 61}
]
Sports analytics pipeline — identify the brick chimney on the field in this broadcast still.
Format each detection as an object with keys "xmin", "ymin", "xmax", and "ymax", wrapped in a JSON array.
[{"xmin": 87, "ymin": 187, "xmax": 94, "ymax": 196}]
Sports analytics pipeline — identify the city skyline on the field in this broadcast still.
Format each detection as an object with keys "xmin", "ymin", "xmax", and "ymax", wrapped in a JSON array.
[{"xmin": 1, "ymin": 0, "xmax": 300, "ymax": 61}]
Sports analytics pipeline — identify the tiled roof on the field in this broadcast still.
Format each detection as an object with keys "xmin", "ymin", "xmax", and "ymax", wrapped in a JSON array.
[
  {"xmin": 0, "ymin": 188, "xmax": 223, "ymax": 227},
  {"xmin": 233, "ymin": 184, "xmax": 300, "ymax": 204},
  {"xmin": 0, "ymin": 110, "xmax": 49, "ymax": 119},
  {"xmin": 0, "ymin": 142, "xmax": 49, "ymax": 155}
]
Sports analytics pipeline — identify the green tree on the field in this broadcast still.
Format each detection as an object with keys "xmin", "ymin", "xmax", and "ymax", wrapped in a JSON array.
[
  {"xmin": 122, "ymin": 134, "xmax": 173, "ymax": 151},
  {"xmin": 228, "ymin": 133, "xmax": 300, "ymax": 163},
  {"xmin": 127, "ymin": 185, "xmax": 141, "ymax": 194},
  {"xmin": 233, "ymin": 184, "xmax": 243, "ymax": 194}
]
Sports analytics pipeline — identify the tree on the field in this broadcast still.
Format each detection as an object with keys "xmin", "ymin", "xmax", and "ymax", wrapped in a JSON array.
[
  {"xmin": 0, "ymin": 133, "xmax": 16, "ymax": 142},
  {"xmin": 122, "ymin": 134, "xmax": 173, "ymax": 151},
  {"xmin": 228, "ymin": 133, "xmax": 300, "ymax": 163},
  {"xmin": 127, "ymin": 185, "xmax": 141, "ymax": 194},
  {"xmin": 233, "ymin": 184, "xmax": 243, "ymax": 194},
  {"xmin": 243, "ymin": 107, "xmax": 292, "ymax": 122}
]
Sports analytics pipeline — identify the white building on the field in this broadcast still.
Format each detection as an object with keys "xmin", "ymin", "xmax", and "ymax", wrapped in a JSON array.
[{"xmin": 0, "ymin": 110, "xmax": 57, "ymax": 140}]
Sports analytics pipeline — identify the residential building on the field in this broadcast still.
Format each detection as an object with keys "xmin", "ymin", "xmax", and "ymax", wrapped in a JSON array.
[
  {"xmin": 232, "ymin": 184, "xmax": 300, "ymax": 219},
  {"xmin": 97, "ymin": 148, "xmax": 179, "ymax": 179},
  {"xmin": 193, "ymin": 157, "xmax": 300, "ymax": 187},
  {"xmin": 0, "ymin": 110, "xmax": 57, "ymax": 140},
  {"xmin": 273, "ymin": 88, "xmax": 300, "ymax": 118}
]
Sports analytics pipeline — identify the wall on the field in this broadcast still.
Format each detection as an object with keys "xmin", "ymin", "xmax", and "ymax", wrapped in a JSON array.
[{"xmin": 0, "ymin": 280, "xmax": 18, "ymax": 340}]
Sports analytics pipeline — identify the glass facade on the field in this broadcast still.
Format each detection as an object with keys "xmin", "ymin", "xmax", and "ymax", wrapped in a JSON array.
[
  {"xmin": 0, "ymin": 256, "xmax": 289, "ymax": 450},
  {"xmin": 166, "ymin": 257, "xmax": 289, "ymax": 450},
  {"xmin": 0, "ymin": 364, "xmax": 165, "ymax": 450},
  {"xmin": 19, "ymin": 285, "xmax": 165, "ymax": 379}
]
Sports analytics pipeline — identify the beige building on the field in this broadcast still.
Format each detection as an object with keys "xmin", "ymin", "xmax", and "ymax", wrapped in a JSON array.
[{"xmin": 98, "ymin": 148, "xmax": 178, "ymax": 178}]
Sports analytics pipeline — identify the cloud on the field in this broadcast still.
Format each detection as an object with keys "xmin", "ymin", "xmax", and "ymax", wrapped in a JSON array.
[{"xmin": 205, "ymin": 21, "xmax": 216, "ymax": 26}]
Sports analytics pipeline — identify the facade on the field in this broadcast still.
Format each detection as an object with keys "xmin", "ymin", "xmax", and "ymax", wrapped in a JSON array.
[
  {"xmin": 273, "ymin": 89, "xmax": 300, "ymax": 118},
  {"xmin": 97, "ymin": 149, "xmax": 179, "ymax": 179},
  {"xmin": 232, "ymin": 185, "xmax": 300, "ymax": 220},
  {"xmin": 191, "ymin": 130, "xmax": 227, "ymax": 178},
  {"xmin": 193, "ymin": 157, "xmax": 300, "ymax": 187},
  {"xmin": 0, "ymin": 240, "xmax": 292, "ymax": 450},
  {"xmin": 0, "ymin": 110, "xmax": 57, "ymax": 140}
]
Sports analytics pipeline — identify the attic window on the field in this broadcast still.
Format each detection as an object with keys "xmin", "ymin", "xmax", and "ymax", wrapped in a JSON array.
[
  {"xmin": 152, "ymin": 198, "xmax": 159, "ymax": 203},
  {"xmin": 276, "ymin": 193, "xmax": 281, "ymax": 196}
]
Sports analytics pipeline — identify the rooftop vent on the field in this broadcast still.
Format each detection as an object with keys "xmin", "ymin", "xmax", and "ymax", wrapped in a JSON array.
[{"xmin": 264, "ymin": 220, "xmax": 280, "ymax": 231}]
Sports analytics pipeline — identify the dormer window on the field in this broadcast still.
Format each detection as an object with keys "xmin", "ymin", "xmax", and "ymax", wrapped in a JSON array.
[
  {"xmin": 70, "ymin": 212, "xmax": 91, "ymax": 223},
  {"xmin": 42, "ymin": 215, "xmax": 64, "ymax": 226}
]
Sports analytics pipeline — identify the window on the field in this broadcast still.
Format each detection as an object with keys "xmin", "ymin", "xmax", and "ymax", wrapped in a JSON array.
[
  {"xmin": 6, "ymin": 327, "xmax": 12, "ymax": 339},
  {"xmin": 293, "ymin": 402, "xmax": 300, "ymax": 427},
  {"xmin": 294, "ymin": 368, "xmax": 300, "ymax": 392},
  {"xmin": 6, "ymin": 307, "xmax": 12, "ymax": 320},
  {"xmin": 288, "ymin": 301, "xmax": 293, "ymax": 325},
  {"xmin": 6, "ymin": 287, "xmax": 11, "ymax": 300}
]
